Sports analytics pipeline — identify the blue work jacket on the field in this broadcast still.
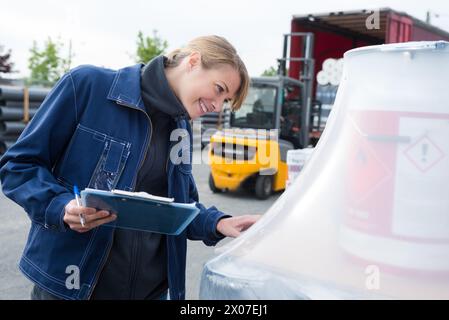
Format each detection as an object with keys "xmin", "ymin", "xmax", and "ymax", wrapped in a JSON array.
[{"xmin": 0, "ymin": 64, "xmax": 227, "ymax": 300}]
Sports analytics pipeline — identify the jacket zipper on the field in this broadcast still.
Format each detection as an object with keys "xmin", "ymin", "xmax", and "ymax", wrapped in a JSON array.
[
  {"xmin": 122, "ymin": 102, "xmax": 154, "ymax": 191},
  {"xmin": 165, "ymin": 131, "xmax": 173, "ymax": 174},
  {"xmin": 129, "ymin": 231, "xmax": 142, "ymax": 298},
  {"xmin": 87, "ymin": 100, "xmax": 153, "ymax": 299}
]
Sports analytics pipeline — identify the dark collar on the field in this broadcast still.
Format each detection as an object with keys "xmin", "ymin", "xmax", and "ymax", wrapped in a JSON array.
[{"xmin": 140, "ymin": 55, "xmax": 190, "ymax": 120}]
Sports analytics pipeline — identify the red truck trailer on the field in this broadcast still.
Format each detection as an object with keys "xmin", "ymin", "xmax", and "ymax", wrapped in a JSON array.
[{"xmin": 288, "ymin": 7, "xmax": 449, "ymax": 91}]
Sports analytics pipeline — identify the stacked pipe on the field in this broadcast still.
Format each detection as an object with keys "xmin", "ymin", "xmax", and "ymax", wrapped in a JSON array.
[{"xmin": 0, "ymin": 86, "xmax": 50, "ymax": 154}]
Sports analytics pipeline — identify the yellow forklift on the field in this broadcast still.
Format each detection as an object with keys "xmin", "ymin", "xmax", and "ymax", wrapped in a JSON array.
[{"xmin": 208, "ymin": 33, "xmax": 324, "ymax": 199}]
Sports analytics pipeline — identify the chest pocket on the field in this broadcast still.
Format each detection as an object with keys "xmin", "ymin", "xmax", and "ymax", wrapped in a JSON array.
[
  {"xmin": 56, "ymin": 124, "xmax": 131, "ymax": 191},
  {"xmin": 88, "ymin": 138, "xmax": 131, "ymax": 191}
]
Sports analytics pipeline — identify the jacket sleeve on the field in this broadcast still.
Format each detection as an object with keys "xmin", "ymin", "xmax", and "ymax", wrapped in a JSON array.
[
  {"xmin": 0, "ymin": 71, "xmax": 81, "ymax": 232},
  {"xmin": 185, "ymin": 173, "xmax": 231, "ymax": 246}
]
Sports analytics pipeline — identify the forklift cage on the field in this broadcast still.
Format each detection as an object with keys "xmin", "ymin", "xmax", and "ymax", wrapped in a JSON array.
[{"xmin": 277, "ymin": 32, "xmax": 315, "ymax": 147}]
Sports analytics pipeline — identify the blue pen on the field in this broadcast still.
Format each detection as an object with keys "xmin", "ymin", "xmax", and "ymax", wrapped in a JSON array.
[{"xmin": 73, "ymin": 185, "xmax": 86, "ymax": 227}]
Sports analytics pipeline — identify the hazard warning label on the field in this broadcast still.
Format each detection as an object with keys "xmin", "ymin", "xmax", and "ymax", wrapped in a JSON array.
[
  {"xmin": 392, "ymin": 116, "xmax": 449, "ymax": 239},
  {"xmin": 403, "ymin": 135, "xmax": 445, "ymax": 173}
]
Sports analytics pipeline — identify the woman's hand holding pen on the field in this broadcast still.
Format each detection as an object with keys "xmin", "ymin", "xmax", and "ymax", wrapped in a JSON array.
[{"xmin": 63, "ymin": 199, "xmax": 117, "ymax": 233}]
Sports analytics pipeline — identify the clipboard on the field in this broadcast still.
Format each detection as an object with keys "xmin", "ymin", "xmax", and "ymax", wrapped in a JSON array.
[{"xmin": 80, "ymin": 188, "xmax": 200, "ymax": 235}]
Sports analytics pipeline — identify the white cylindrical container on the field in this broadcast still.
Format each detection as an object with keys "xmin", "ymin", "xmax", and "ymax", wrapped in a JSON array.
[
  {"xmin": 316, "ymin": 71, "xmax": 329, "ymax": 85},
  {"xmin": 339, "ymin": 41, "xmax": 449, "ymax": 272},
  {"xmin": 286, "ymin": 148, "xmax": 314, "ymax": 188},
  {"xmin": 336, "ymin": 58, "xmax": 344, "ymax": 71},
  {"xmin": 200, "ymin": 41, "xmax": 449, "ymax": 300},
  {"xmin": 323, "ymin": 58, "xmax": 337, "ymax": 72},
  {"xmin": 330, "ymin": 74, "xmax": 341, "ymax": 86}
]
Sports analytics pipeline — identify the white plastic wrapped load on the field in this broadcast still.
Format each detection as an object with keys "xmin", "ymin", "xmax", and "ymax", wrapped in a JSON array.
[
  {"xmin": 200, "ymin": 41, "xmax": 449, "ymax": 300},
  {"xmin": 317, "ymin": 58, "xmax": 344, "ymax": 86}
]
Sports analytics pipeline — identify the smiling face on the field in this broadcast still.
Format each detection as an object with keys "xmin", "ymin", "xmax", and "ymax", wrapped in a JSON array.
[{"xmin": 173, "ymin": 52, "xmax": 241, "ymax": 120}]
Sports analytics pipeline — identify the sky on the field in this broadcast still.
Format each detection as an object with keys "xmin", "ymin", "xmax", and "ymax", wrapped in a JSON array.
[{"xmin": 1, "ymin": 0, "xmax": 449, "ymax": 78}]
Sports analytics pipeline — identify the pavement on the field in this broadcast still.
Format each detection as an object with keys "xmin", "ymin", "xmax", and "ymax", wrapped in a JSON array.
[{"xmin": 0, "ymin": 147, "xmax": 280, "ymax": 300}]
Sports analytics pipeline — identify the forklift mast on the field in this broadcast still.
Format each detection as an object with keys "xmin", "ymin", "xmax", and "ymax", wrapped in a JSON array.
[{"xmin": 277, "ymin": 33, "xmax": 315, "ymax": 147}]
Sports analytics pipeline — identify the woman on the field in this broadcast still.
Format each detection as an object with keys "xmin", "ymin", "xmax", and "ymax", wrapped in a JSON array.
[{"xmin": 0, "ymin": 35, "xmax": 259, "ymax": 300}]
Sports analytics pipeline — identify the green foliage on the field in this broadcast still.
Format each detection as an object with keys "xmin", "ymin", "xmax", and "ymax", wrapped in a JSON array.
[
  {"xmin": 28, "ymin": 38, "xmax": 73, "ymax": 86},
  {"xmin": 136, "ymin": 30, "xmax": 168, "ymax": 63},
  {"xmin": 0, "ymin": 45, "xmax": 14, "ymax": 74},
  {"xmin": 261, "ymin": 66, "xmax": 278, "ymax": 77}
]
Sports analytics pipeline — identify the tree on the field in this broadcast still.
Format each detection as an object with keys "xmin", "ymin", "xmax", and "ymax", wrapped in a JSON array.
[
  {"xmin": 261, "ymin": 66, "xmax": 277, "ymax": 76},
  {"xmin": 135, "ymin": 30, "xmax": 168, "ymax": 63},
  {"xmin": 0, "ymin": 45, "xmax": 14, "ymax": 74},
  {"xmin": 28, "ymin": 38, "xmax": 73, "ymax": 86}
]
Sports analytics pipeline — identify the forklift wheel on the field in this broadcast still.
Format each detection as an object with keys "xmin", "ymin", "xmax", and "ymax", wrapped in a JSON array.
[
  {"xmin": 255, "ymin": 175, "xmax": 272, "ymax": 200},
  {"xmin": 209, "ymin": 174, "xmax": 222, "ymax": 193}
]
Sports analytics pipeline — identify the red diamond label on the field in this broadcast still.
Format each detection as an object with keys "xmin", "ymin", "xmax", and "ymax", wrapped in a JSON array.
[{"xmin": 348, "ymin": 133, "xmax": 393, "ymax": 205}]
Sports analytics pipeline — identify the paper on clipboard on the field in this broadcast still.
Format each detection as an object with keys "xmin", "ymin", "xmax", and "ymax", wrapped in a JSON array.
[
  {"xmin": 80, "ymin": 188, "xmax": 199, "ymax": 235},
  {"xmin": 111, "ymin": 189, "xmax": 174, "ymax": 203}
]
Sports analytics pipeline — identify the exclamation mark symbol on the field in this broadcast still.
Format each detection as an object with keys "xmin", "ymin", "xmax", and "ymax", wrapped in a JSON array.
[{"xmin": 422, "ymin": 143, "xmax": 428, "ymax": 162}]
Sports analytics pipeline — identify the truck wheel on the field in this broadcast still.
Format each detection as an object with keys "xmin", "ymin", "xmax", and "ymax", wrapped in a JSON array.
[
  {"xmin": 255, "ymin": 175, "xmax": 272, "ymax": 200},
  {"xmin": 209, "ymin": 173, "xmax": 221, "ymax": 193}
]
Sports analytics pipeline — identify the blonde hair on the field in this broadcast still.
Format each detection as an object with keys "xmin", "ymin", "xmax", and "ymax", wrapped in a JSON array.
[{"xmin": 166, "ymin": 35, "xmax": 249, "ymax": 111}]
